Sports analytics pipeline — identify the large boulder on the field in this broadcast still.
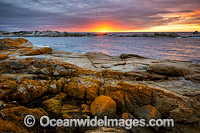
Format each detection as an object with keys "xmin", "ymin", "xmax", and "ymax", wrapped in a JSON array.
[
  {"xmin": 0, "ymin": 38, "xmax": 32, "ymax": 50},
  {"xmin": 90, "ymin": 95, "xmax": 116, "ymax": 118},
  {"xmin": 147, "ymin": 63, "xmax": 190, "ymax": 76}
]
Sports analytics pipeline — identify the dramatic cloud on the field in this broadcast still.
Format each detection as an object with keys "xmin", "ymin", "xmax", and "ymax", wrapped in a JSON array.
[{"xmin": 0, "ymin": 0, "xmax": 199, "ymax": 32}]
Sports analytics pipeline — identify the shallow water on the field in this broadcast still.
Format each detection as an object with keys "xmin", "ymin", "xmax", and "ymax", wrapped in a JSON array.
[{"xmin": 1, "ymin": 36, "xmax": 200, "ymax": 63}]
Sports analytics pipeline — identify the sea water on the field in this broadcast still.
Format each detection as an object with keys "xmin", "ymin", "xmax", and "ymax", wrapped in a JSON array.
[{"xmin": 1, "ymin": 36, "xmax": 200, "ymax": 63}]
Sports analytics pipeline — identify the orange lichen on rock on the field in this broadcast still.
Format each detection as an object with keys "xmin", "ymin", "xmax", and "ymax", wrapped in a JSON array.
[
  {"xmin": 122, "ymin": 112, "xmax": 134, "ymax": 120},
  {"xmin": 54, "ymin": 92, "xmax": 67, "ymax": 100},
  {"xmin": 105, "ymin": 89, "xmax": 124, "ymax": 110},
  {"xmin": 86, "ymin": 84, "xmax": 99, "ymax": 100},
  {"xmin": 81, "ymin": 104, "xmax": 90, "ymax": 113},
  {"xmin": 22, "ymin": 47, "xmax": 53, "ymax": 55},
  {"xmin": 90, "ymin": 95, "xmax": 116, "ymax": 118},
  {"xmin": 12, "ymin": 80, "xmax": 49, "ymax": 103},
  {"xmin": 99, "ymin": 70, "xmax": 123, "ymax": 80},
  {"xmin": 49, "ymin": 78, "xmax": 67, "ymax": 94},
  {"xmin": 16, "ymin": 38, "xmax": 29, "ymax": 43},
  {"xmin": 0, "ymin": 54, "xmax": 9, "ymax": 60},
  {"xmin": 42, "ymin": 98, "xmax": 62, "ymax": 115},
  {"xmin": 0, "ymin": 80, "xmax": 17, "ymax": 90},
  {"xmin": 24, "ymin": 47, "xmax": 53, "ymax": 55},
  {"xmin": 0, "ymin": 38, "xmax": 32, "ymax": 50},
  {"xmin": 146, "ymin": 105, "xmax": 159, "ymax": 118},
  {"xmin": 117, "ymin": 81, "xmax": 152, "ymax": 104},
  {"xmin": 40, "ymin": 47, "xmax": 53, "ymax": 54},
  {"xmin": 0, "ymin": 80, "xmax": 17, "ymax": 99},
  {"xmin": 24, "ymin": 49, "xmax": 41, "ymax": 55},
  {"xmin": 0, "ymin": 118, "xmax": 25, "ymax": 132},
  {"xmin": 1, "ymin": 106, "xmax": 47, "ymax": 132},
  {"xmin": 134, "ymin": 105, "xmax": 161, "ymax": 120},
  {"xmin": 61, "ymin": 104, "xmax": 82, "ymax": 119},
  {"xmin": 64, "ymin": 78, "xmax": 86, "ymax": 99}
]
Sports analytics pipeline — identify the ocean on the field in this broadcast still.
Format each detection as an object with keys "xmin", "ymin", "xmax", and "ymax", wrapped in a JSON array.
[{"xmin": 1, "ymin": 34, "xmax": 200, "ymax": 63}]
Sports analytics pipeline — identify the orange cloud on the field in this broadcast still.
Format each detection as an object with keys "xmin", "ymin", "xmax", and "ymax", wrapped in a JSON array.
[
  {"xmin": 132, "ymin": 9, "xmax": 200, "ymax": 32},
  {"xmin": 81, "ymin": 21, "xmax": 131, "ymax": 32}
]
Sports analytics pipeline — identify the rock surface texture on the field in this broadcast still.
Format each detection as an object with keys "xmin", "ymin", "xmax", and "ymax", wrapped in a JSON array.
[{"xmin": 0, "ymin": 38, "xmax": 199, "ymax": 132}]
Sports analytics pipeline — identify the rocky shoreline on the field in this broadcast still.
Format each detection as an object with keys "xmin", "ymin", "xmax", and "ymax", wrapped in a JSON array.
[
  {"xmin": 1, "ymin": 30, "xmax": 199, "ymax": 38},
  {"xmin": 0, "ymin": 38, "xmax": 199, "ymax": 132}
]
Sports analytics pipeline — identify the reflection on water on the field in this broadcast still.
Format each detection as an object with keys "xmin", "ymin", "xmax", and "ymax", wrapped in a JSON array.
[{"xmin": 1, "ymin": 36, "xmax": 200, "ymax": 63}]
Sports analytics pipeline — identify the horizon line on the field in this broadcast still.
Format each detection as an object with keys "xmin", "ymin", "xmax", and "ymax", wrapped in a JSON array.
[{"xmin": 0, "ymin": 30, "xmax": 198, "ymax": 33}]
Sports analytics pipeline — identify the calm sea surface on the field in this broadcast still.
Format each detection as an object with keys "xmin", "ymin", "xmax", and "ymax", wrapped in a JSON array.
[{"xmin": 1, "ymin": 36, "xmax": 200, "ymax": 63}]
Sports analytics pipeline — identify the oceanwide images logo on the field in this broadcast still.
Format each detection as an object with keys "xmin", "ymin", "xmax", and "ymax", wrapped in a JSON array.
[{"xmin": 24, "ymin": 115, "xmax": 174, "ymax": 129}]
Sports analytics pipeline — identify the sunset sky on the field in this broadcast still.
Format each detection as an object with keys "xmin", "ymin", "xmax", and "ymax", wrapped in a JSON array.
[{"xmin": 0, "ymin": 0, "xmax": 200, "ymax": 32}]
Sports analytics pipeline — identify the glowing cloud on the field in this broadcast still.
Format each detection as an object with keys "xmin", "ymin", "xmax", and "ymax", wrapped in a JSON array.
[
  {"xmin": 0, "ymin": 0, "xmax": 199, "ymax": 32},
  {"xmin": 82, "ymin": 21, "xmax": 131, "ymax": 32}
]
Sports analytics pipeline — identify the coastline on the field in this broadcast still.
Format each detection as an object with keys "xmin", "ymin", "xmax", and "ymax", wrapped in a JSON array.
[
  {"xmin": 0, "ymin": 38, "xmax": 199, "ymax": 132},
  {"xmin": 1, "ymin": 30, "xmax": 200, "ymax": 38}
]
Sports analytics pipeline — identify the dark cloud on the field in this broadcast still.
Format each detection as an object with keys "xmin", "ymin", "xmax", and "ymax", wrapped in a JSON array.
[{"xmin": 0, "ymin": 0, "xmax": 199, "ymax": 31}]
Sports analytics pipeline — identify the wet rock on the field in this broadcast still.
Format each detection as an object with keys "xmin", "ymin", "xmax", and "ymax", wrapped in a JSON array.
[
  {"xmin": 120, "ymin": 53, "xmax": 148, "ymax": 59},
  {"xmin": 90, "ymin": 95, "xmax": 116, "ymax": 118}
]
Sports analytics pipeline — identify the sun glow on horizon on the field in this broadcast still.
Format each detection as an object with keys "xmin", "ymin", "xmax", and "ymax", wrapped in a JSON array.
[
  {"xmin": 82, "ymin": 22, "xmax": 131, "ymax": 33},
  {"xmin": 67, "ymin": 10, "xmax": 200, "ymax": 33}
]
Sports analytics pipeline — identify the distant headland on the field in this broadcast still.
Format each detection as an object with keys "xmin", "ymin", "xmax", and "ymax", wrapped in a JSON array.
[{"xmin": 0, "ymin": 30, "xmax": 199, "ymax": 38}]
